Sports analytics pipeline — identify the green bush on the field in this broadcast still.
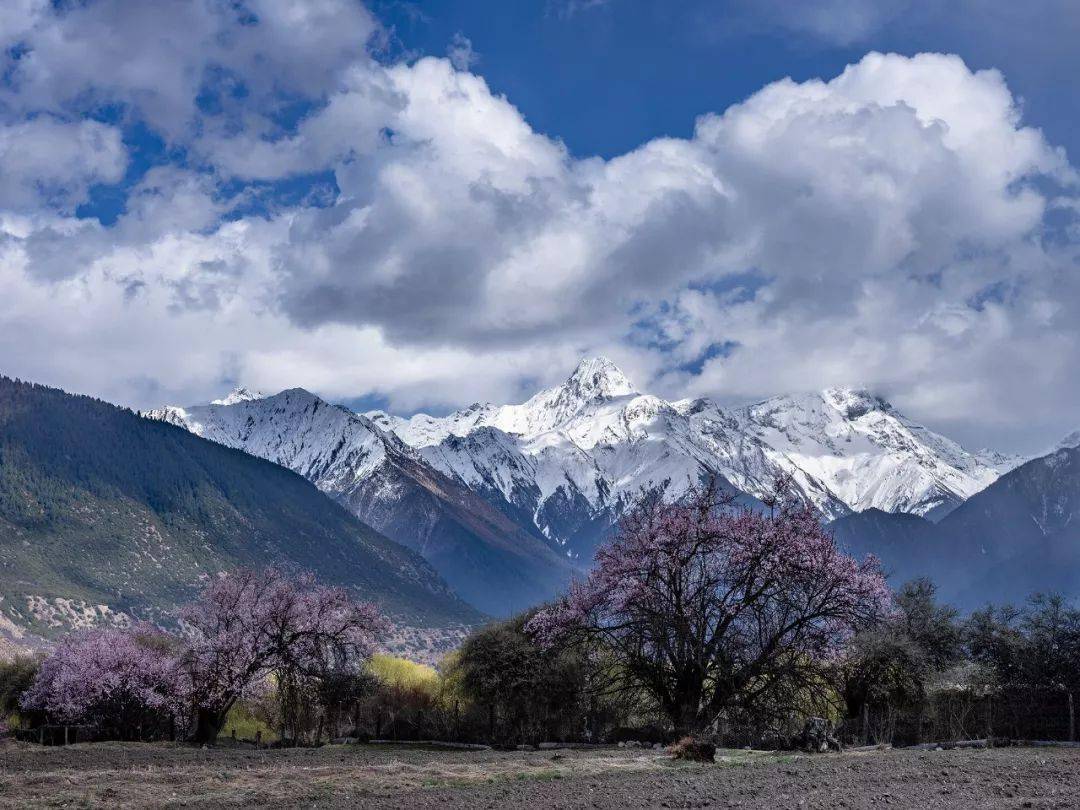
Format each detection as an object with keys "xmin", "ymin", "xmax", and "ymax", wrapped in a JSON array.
[{"xmin": 0, "ymin": 655, "xmax": 40, "ymax": 727}]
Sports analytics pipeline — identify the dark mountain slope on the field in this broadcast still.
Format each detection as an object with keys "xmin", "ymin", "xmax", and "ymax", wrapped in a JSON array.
[
  {"xmin": 830, "ymin": 508, "xmax": 939, "ymax": 585},
  {"xmin": 932, "ymin": 446, "xmax": 1080, "ymax": 606},
  {"xmin": 0, "ymin": 377, "xmax": 481, "ymax": 642},
  {"xmin": 336, "ymin": 445, "xmax": 578, "ymax": 617},
  {"xmin": 830, "ymin": 447, "xmax": 1080, "ymax": 609}
]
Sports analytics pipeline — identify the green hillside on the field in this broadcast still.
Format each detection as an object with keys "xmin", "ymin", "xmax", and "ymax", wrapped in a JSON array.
[{"xmin": 0, "ymin": 377, "xmax": 482, "ymax": 638}]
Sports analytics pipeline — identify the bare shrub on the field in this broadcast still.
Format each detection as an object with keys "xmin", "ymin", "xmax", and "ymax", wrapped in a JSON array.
[{"xmin": 670, "ymin": 735, "xmax": 716, "ymax": 762}]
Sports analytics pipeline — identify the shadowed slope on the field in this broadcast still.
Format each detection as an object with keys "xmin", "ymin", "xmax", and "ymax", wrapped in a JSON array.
[{"xmin": 0, "ymin": 376, "xmax": 481, "ymax": 641}]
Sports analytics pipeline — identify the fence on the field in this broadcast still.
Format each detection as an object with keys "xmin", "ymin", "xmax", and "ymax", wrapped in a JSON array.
[
  {"xmin": 842, "ymin": 688, "xmax": 1077, "ymax": 747},
  {"xmin": 14, "ymin": 725, "xmax": 93, "ymax": 746}
]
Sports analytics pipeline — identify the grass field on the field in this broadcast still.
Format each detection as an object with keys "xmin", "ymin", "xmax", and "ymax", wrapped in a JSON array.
[{"xmin": 0, "ymin": 739, "xmax": 1077, "ymax": 808}]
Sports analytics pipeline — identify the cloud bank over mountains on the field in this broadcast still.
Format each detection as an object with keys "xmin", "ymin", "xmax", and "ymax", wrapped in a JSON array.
[{"xmin": 1, "ymin": 0, "xmax": 1077, "ymax": 451}]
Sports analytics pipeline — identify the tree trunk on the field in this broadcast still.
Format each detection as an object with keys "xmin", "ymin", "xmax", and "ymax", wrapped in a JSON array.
[
  {"xmin": 192, "ymin": 706, "xmax": 230, "ymax": 745},
  {"xmin": 671, "ymin": 701, "xmax": 704, "ymax": 739},
  {"xmin": 1068, "ymin": 691, "xmax": 1075, "ymax": 743}
]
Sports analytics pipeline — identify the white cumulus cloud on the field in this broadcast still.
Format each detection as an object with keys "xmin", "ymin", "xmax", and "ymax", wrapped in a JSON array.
[{"xmin": 0, "ymin": 0, "xmax": 1077, "ymax": 454}]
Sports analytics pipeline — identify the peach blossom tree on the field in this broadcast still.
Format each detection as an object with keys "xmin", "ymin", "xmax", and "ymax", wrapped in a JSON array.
[
  {"xmin": 527, "ymin": 480, "xmax": 891, "ymax": 736},
  {"xmin": 177, "ymin": 567, "xmax": 386, "ymax": 743},
  {"xmin": 20, "ymin": 625, "xmax": 185, "ymax": 740},
  {"xmin": 23, "ymin": 568, "xmax": 386, "ymax": 744}
]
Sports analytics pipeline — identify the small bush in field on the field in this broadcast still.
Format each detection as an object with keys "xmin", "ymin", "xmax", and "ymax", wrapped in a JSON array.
[
  {"xmin": 670, "ymin": 735, "xmax": 716, "ymax": 762},
  {"xmin": 0, "ymin": 655, "xmax": 39, "ymax": 726}
]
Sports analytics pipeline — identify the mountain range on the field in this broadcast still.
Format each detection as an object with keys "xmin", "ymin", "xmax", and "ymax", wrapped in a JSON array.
[
  {"xmin": 0, "ymin": 355, "xmax": 1074, "ymax": 659},
  {"xmin": 0, "ymin": 377, "xmax": 481, "ymax": 661},
  {"xmin": 369, "ymin": 358, "xmax": 1019, "ymax": 529},
  {"xmin": 148, "ymin": 357, "xmax": 1064, "ymax": 610}
]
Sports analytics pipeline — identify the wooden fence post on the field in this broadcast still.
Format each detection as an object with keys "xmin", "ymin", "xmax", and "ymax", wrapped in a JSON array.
[{"xmin": 1069, "ymin": 691, "xmax": 1075, "ymax": 743}]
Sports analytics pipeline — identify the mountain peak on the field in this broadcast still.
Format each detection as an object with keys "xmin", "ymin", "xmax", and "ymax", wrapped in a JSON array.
[
  {"xmin": 822, "ymin": 387, "xmax": 891, "ymax": 420},
  {"xmin": 211, "ymin": 386, "xmax": 264, "ymax": 406},
  {"xmin": 1056, "ymin": 430, "xmax": 1080, "ymax": 452},
  {"xmin": 564, "ymin": 356, "xmax": 637, "ymax": 400}
]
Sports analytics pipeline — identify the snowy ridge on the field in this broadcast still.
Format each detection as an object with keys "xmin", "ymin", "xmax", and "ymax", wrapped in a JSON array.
[
  {"xmin": 211, "ymin": 386, "xmax": 264, "ymax": 406},
  {"xmin": 375, "ymin": 356, "xmax": 640, "ymax": 445},
  {"xmin": 367, "ymin": 359, "xmax": 1022, "ymax": 546},
  {"xmin": 1055, "ymin": 430, "xmax": 1080, "ymax": 452},
  {"xmin": 151, "ymin": 358, "xmax": 1022, "ymax": 563},
  {"xmin": 147, "ymin": 388, "xmax": 400, "ymax": 494},
  {"xmin": 726, "ymin": 389, "xmax": 1019, "ymax": 519}
]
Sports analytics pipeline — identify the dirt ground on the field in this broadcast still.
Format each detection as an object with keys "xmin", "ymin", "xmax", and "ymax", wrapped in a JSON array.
[{"xmin": 0, "ymin": 739, "xmax": 1077, "ymax": 809}]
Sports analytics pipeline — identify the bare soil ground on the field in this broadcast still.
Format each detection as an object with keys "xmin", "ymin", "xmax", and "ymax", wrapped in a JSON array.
[{"xmin": 0, "ymin": 739, "xmax": 1077, "ymax": 809}]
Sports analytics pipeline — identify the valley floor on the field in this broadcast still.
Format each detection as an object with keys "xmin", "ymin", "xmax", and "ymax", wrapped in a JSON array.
[{"xmin": 0, "ymin": 739, "xmax": 1077, "ymax": 808}]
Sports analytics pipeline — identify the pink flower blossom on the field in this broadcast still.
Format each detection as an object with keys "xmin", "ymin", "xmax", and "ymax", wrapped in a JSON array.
[
  {"xmin": 527, "ymin": 479, "xmax": 892, "ymax": 733},
  {"xmin": 21, "ymin": 624, "xmax": 185, "ymax": 736}
]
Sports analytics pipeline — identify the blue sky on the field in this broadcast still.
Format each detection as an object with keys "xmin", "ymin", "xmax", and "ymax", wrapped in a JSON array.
[
  {"xmin": 71, "ymin": 1, "xmax": 1080, "ymax": 226},
  {"xmin": 1, "ymin": 0, "xmax": 1079, "ymax": 453},
  {"xmin": 372, "ymin": 1, "xmax": 1080, "ymax": 161}
]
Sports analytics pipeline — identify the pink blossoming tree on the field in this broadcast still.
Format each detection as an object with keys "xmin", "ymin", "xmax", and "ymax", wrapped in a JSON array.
[
  {"xmin": 527, "ymin": 479, "xmax": 892, "ymax": 736},
  {"xmin": 20, "ymin": 625, "xmax": 185, "ymax": 740},
  {"xmin": 177, "ymin": 567, "xmax": 386, "ymax": 743},
  {"xmin": 22, "ymin": 569, "xmax": 386, "ymax": 744}
]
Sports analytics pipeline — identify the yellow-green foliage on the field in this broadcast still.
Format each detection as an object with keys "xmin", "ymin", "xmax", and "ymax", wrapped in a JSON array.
[
  {"xmin": 438, "ymin": 650, "xmax": 468, "ymax": 705},
  {"xmin": 368, "ymin": 655, "xmax": 440, "ymax": 694},
  {"xmin": 739, "ymin": 660, "xmax": 845, "ymax": 725},
  {"xmin": 367, "ymin": 654, "xmax": 468, "ymax": 714},
  {"xmin": 222, "ymin": 701, "xmax": 278, "ymax": 743}
]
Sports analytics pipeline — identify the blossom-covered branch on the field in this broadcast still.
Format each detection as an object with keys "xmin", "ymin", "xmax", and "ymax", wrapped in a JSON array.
[{"xmin": 527, "ymin": 478, "xmax": 891, "ymax": 735}]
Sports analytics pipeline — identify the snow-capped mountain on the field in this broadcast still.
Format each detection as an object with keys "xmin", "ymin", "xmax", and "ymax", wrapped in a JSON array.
[
  {"xmin": 151, "ymin": 387, "xmax": 394, "ymax": 486},
  {"xmin": 211, "ymin": 386, "xmax": 264, "ymax": 406},
  {"xmin": 727, "ymin": 388, "xmax": 1018, "ymax": 520},
  {"xmin": 146, "ymin": 389, "xmax": 576, "ymax": 617},
  {"xmin": 369, "ymin": 358, "xmax": 758, "ymax": 556},
  {"xmin": 368, "ymin": 358, "xmax": 1020, "ymax": 547},
  {"xmin": 151, "ymin": 358, "xmax": 1021, "ymax": 580}
]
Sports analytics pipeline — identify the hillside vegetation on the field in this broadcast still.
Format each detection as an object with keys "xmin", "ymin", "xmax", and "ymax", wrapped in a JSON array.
[{"xmin": 0, "ymin": 377, "xmax": 481, "ymax": 640}]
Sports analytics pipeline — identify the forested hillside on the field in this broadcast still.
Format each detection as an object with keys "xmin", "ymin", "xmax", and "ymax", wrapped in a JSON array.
[{"xmin": 0, "ymin": 377, "xmax": 481, "ymax": 647}]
